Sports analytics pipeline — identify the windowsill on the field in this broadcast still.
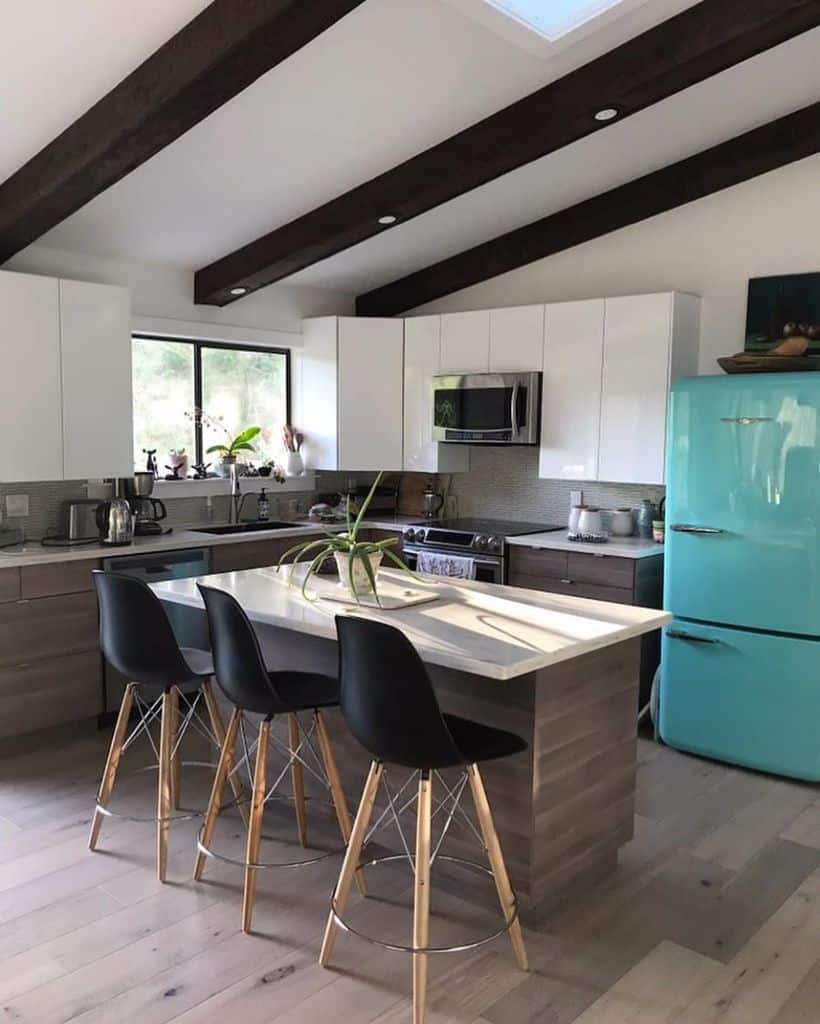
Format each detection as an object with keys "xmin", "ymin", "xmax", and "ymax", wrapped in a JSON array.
[{"xmin": 153, "ymin": 473, "xmax": 316, "ymax": 498}]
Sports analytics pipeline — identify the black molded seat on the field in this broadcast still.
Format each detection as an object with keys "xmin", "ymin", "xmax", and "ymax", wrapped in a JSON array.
[
  {"xmin": 322, "ymin": 615, "xmax": 530, "ymax": 1021},
  {"xmin": 93, "ymin": 570, "xmax": 213, "ymax": 691},
  {"xmin": 335, "ymin": 615, "xmax": 528, "ymax": 770},
  {"xmin": 90, "ymin": 570, "xmax": 231, "ymax": 883},
  {"xmin": 198, "ymin": 584, "xmax": 340, "ymax": 714},
  {"xmin": 442, "ymin": 714, "xmax": 527, "ymax": 765}
]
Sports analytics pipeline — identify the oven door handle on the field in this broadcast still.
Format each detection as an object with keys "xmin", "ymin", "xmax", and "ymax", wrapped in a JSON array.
[{"xmin": 510, "ymin": 382, "xmax": 520, "ymax": 438}]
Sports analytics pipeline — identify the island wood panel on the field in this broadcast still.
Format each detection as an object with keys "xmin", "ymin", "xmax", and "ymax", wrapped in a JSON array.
[
  {"xmin": 20, "ymin": 557, "xmax": 100, "ymax": 599},
  {"xmin": 0, "ymin": 649, "xmax": 101, "ymax": 737},
  {"xmin": 248, "ymin": 620, "xmax": 643, "ymax": 924},
  {"xmin": 0, "ymin": 567, "xmax": 21, "ymax": 603}
]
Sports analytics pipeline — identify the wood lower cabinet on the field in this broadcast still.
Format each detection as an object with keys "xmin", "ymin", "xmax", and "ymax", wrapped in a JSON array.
[
  {"xmin": 0, "ymin": 559, "xmax": 103, "ymax": 737},
  {"xmin": 210, "ymin": 534, "xmax": 324, "ymax": 574},
  {"xmin": 361, "ymin": 528, "xmax": 404, "ymax": 557},
  {"xmin": 508, "ymin": 545, "xmax": 663, "ymax": 705}
]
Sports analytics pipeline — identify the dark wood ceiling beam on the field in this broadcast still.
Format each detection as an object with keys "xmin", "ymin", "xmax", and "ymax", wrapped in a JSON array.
[
  {"xmin": 355, "ymin": 102, "xmax": 820, "ymax": 315},
  {"xmin": 0, "ymin": 0, "xmax": 366, "ymax": 263},
  {"xmin": 195, "ymin": 0, "xmax": 820, "ymax": 306}
]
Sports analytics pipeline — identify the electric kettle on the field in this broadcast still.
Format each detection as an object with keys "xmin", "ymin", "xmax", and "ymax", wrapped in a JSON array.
[{"xmin": 96, "ymin": 498, "xmax": 134, "ymax": 546}]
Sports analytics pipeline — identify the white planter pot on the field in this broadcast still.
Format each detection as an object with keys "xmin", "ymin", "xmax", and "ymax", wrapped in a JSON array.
[{"xmin": 334, "ymin": 550, "xmax": 383, "ymax": 596}]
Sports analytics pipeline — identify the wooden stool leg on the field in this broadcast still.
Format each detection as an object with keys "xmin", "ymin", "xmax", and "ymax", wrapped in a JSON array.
[
  {"xmin": 89, "ymin": 683, "xmax": 135, "ymax": 850},
  {"xmin": 288, "ymin": 713, "xmax": 307, "ymax": 847},
  {"xmin": 157, "ymin": 688, "xmax": 175, "ymax": 882},
  {"xmin": 467, "ymin": 764, "xmax": 528, "ymax": 971},
  {"xmin": 320, "ymin": 761, "xmax": 382, "ymax": 967},
  {"xmin": 202, "ymin": 681, "xmax": 249, "ymax": 828},
  {"xmin": 413, "ymin": 771, "xmax": 432, "ymax": 1024},
  {"xmin": 194, "ymin": 708, "xmax": 242, "ymax": 881},
  {"xmin": 169, "ymin": 686, "xmax": 181, "ymax": 810},
  {"xmin": 315, "ymin": 711, "xmax": 366, "ymax": 896},
  {"xmin": 242, "ymin": 716, "xmax": 270, "ymax": 933}
]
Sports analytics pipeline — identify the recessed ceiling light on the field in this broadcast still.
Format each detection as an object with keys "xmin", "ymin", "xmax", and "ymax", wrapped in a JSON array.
[
  {"xmin": 229, "ymin": 286, "xmax": 249, "ymax": 296},
  {"xmin": 377, "ymin": 215, "xmax": 398, "ymax": 225},
  {"xmin": 594, "ymin": 107, "xmax": 619, "ymax": 122}
]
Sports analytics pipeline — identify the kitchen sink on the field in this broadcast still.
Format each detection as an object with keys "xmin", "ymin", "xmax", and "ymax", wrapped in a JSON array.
[{"xmin": 196, "ymin": 521, "xmax": 302, "ymax": 535}]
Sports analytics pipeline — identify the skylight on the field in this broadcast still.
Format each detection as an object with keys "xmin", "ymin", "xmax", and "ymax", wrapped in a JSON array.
[{"xmin": 485, "ymin": 0, "xmax": 627, "ymax": 40}]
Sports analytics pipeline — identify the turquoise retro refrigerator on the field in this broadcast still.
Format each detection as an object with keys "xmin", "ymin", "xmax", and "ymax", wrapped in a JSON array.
[{"xmin": 660, "ymin": 373, "xmax": 820, "ymax": 781}]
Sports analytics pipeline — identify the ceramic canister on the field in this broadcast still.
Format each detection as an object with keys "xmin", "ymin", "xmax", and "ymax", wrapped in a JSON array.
[
  {"xmin": 610, "ymin": 508, "xmax": 634, "ymax": 536},
  {"xmin": 577, "ymin": 507, "xmax": 603, "ymax": 536},
  {"xmin": 568, "ymin": 504, "xmax": 587, "ymax": 533}
]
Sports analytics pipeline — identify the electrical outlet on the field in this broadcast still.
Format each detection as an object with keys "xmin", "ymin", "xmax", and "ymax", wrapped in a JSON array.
[
  {"xmin": 5, "ymin": 494, "xmax": 29, "ymax": 518},
  {"xmin": 570, "ymin": 489, "xmax": 583, "ymax": 507}
]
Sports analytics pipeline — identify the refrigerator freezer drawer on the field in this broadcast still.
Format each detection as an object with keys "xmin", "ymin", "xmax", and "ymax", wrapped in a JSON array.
[{"xmin": 659, "ymin": 619, "xmax": 820, "ymax": 781}]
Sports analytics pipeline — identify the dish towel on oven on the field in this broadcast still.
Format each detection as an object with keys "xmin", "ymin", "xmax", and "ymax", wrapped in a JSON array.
[{"xmin": 416, "ymin": 550, "xmax": 477, "ymax": 580}]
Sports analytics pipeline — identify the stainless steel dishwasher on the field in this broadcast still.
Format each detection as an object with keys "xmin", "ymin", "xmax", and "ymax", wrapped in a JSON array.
[{"xmin": 101, "ymin": 547, "xmax": 211, "ymax": 713}]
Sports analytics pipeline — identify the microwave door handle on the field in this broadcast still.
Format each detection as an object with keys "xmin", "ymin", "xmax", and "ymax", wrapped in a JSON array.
[{"xmin": 510, "ymin": 382, "xmax": 520, "ymax": 438}]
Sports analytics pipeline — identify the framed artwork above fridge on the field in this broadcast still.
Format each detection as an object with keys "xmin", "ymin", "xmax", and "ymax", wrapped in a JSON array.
[{"xmin": 745, "ymin": 272, "xmax": 820, "ymax": 354}]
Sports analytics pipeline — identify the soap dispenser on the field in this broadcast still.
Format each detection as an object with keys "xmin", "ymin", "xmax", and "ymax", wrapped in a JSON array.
[{"xmin": 257, "ymin": 488, "xmax": 271, "ymax": 522}]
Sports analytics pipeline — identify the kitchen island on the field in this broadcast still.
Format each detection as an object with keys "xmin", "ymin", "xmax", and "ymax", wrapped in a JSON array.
[{"xmin": 153, "ymin": 565, "xmax": 670, "ymax": 923}]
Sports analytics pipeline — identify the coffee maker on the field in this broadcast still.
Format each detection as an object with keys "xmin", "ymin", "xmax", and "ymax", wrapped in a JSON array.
[{"xmin": 125, "ymin": 473, "xmax": 171, "ymax": 537}]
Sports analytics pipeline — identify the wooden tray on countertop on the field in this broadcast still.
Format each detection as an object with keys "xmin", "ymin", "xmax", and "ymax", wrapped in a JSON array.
[{"xmin": 718, "ymin": 354, "xmax": 820, "ymax": 374}]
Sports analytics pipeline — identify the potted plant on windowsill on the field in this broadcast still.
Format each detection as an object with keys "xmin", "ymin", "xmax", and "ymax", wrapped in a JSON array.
[{"xmin": 277, "ymin": 472, "xmax": 413, "ymax": 604}]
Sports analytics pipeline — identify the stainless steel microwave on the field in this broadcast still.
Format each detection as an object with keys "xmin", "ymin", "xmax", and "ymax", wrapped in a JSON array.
[{"xmin": 432, "ymin": 372, "xmax": 541, "ymax": 445}]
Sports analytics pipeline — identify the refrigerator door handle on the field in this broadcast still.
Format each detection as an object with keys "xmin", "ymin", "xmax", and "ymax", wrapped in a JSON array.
[
  {"xmin": 719, "ymin": 416, "xmax": 774, "ymax": 425},
  {"xmin": 670, "ymin": 524, "xmax": 724, "ymax": 535},
  {"xmin": 666, "ymin": 629, "xmax": 722, "ymax": 645}
]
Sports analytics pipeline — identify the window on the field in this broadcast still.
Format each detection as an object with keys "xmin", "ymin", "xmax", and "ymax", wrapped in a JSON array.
[
  {"xmin": 132, "ymin": 335, "xmax": 290, "ymax": 473},
  {"xmin": 484, "ymin": 0, "xmax": 626, "ymax": 39}
]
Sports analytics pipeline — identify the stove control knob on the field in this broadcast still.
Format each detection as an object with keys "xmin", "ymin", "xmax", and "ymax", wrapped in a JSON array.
[
  {"xmin": 416, "ymin": 528, "xmax": 426, "ymax": 543},
  {"xmin": 404, "ymin": 528, "xmax": 416, "ymax": 542},
  {"xmin": 487, "ymin": 535, "xmax": 502, "ymax": 553},
  {"xmin": 474, "ymin": 535, "xmax": 488, "ymax": 551}
]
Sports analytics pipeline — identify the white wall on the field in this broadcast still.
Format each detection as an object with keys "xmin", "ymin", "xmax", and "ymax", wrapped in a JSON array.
[
  {"xmin": 6, "ymin": 243, "xmax": 354, "ymax": 348},
  {"xmin": 410, "ymin": 154, "xmax": 820, "ymax": 374}
]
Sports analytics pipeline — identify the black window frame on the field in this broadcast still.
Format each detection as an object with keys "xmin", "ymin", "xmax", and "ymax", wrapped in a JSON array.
[{"xmin": 132, "ymin": 334, "xmax": 291, "ymax": 468}]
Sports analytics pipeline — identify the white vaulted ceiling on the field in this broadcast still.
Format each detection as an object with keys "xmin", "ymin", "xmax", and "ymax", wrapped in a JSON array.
[{"xmin": 2, "ymin": 0, "xmax": 818, "ymax": 297}]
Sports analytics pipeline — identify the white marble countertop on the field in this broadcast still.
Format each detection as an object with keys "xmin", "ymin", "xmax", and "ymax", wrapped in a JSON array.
[
  {"xmin": 506, "ymin": 532, "xmax": 665, "ymax": 559},
  {"xmin": 152, "ymin": 564, "xmax": 670, "ymax": 681},
  {"xmin": 0, "ymin": 516, "xmax": 414, "ymax": 569}
]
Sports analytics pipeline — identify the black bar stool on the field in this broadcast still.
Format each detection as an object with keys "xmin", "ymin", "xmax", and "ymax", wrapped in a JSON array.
[
  {"xmin": 320, "ymin": 615, "xmax": 529, "ymax": 1024},
  {"xmin": 90, "ymin": 570, "xmax": 247, "ymax": 882},
  {"xmin": 196, "ymin": 583, "xmax": 364, "ymax": 933}
]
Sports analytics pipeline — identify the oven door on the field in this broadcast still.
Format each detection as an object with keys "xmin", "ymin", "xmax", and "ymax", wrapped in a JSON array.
[
  {"xmin": 403, "ymin": 545, "xmax": 504, "ymax": 585},
  {"xmin": 432, "ymin": 372, "xmax": 541, "ymax": 445}
]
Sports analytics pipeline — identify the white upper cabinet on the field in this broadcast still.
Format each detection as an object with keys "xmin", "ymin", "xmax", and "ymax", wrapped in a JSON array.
[
  {"xmin": 301, "ymin": 317, "xmax": 404, "ymax": 471},
  {"xmin": 60, "ymin": 280, "xmax": 132, "ymax": 480},
  {"xmin": 338, "ymin": 317, "xmax": 404, "ymax": 471},
  {"xmin": 598, "ymin": 293, "xmax": 699, "ymax": 485},
  {"xmin": 403, "ymin": 317, "xmax": 469, "ymax": 474},
  {"xmin": 439, "ymin": 311, "xmax": 490, "ymax": 373},
  {"xmin": 539, "ymin": 299, "xmax": 604, "ymax": 481},
  {"xmin": 538, "ymin": 292, "xmax": 700, "ymax": 485},
  {"xmin": 489, "ymin": 305, "xmax": 544, "ymax": 372},
  {"xmin": 0, "ymin": 271, "xmax": 63, "ymax": 482}
]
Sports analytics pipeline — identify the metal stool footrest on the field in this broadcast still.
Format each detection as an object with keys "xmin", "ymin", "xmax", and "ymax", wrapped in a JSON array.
[
  {"xmin": 330, "ymin": 853, "xmax": 520, "ymax": 955},
  {"xmin": 93, "ymin": 761, "xmax": 242, "ymax": 823}
]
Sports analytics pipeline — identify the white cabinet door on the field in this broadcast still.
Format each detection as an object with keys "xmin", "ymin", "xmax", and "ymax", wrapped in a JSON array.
[
  {"xmin": 598, "ymin": 294, "xmax": 673, "ymax": 485},
  {"xmin": 489, "ymin": 305, "xmax": 544, "ymax": 371},
  {"xmin": 539, "ymin": 300, "xmax": 604, "ymax": 481},
  {"xmin": 0, "ymin": 271, "xmax": 63, "ymax": 482},
  {"xmin": 403, "ymin": 317, "xmax": 469, "ymax": 473},
  {"xmin": 60, "ymin": 280, "xmax": 132, "ymax": 479},
  {"xmin": 439, "ymin": 311, "xmax": 490, "ymax": 373},
  {"xmin": 300, "ymin": 318, "xmax": 340, "ymax": 470},
  {"xmin": 338, "ymin": 317, "xmax": 404, "ymax": 471}
]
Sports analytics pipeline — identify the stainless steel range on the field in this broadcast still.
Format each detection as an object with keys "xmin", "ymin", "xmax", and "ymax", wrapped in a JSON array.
[{"xmin": 402, "ymin": 517, "xmax": 562, "ymax": 584}]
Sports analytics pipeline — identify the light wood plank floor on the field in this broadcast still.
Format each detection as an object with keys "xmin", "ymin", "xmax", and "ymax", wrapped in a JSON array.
[{"xmin": 1, "ymin": 725, "xmax": 819, "ymax": 1023}]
